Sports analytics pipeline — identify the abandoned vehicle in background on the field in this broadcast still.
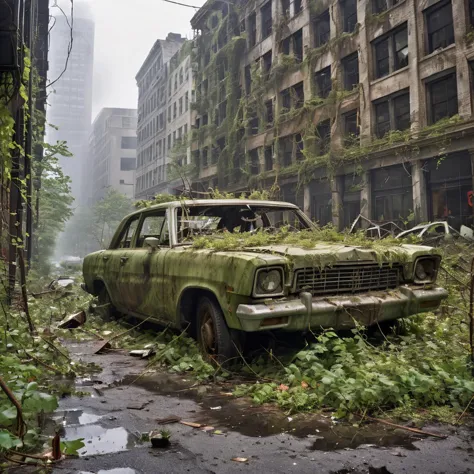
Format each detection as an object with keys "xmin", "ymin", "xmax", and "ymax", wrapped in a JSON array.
[{"xmin": 82, "ymin": 200, "xmax": 448, "ymax": 361}]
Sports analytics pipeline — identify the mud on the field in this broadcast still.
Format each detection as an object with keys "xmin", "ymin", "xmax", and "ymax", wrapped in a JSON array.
[{"xmin": 37, "ymin": 340, "xmax": 474, "ymax": 474}]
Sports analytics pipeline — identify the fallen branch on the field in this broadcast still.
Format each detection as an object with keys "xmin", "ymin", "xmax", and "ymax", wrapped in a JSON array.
[
  {"xmin": 456, "ymin": 395, "xmax": 474, "ymax": 424},
  {"xmin": 39, "ymin": 336, "xmax": 71, "ymax": 361},
  {"xmin": 0, "ymin": 376, "xmax": 26, "ymax": 438},
  {"xmin": 360, "ymin": 414, "xmax": 447, "ymax": 439}
]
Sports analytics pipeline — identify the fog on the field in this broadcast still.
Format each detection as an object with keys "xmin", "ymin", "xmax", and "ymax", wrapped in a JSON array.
[{"xmin": 53, "ymin": 0, "xmax": 206, "ymax": 118}]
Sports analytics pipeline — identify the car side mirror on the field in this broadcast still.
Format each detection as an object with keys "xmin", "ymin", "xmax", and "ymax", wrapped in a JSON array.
[{"xmin": 144, "ymin": 237, "xmax": 160, "ymax": 250}]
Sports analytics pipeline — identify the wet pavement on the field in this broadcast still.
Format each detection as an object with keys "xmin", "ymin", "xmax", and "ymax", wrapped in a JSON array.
[{"xmin": 23, "ymin": 341, "xmax": 474, "ymax": 473}]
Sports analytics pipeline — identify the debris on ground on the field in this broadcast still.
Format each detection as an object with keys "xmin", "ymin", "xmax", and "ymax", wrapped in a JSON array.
[
  {"xmin": 127, "ymin": 399, "xmax": 153, "ymax": 410},
  {"xmin": 129, "ymin": 348, "xmax": 155, "ymax": 358},
  {"xmin": 58, "ymin": 310, "xmax": 87, "ymax": 329},
  {"xmin": 232, "ymin": 457, "xmax": 248, "ymax": 463},
  {"xmin": 180, "ymin": 421, "xmax": 203, "ymax": 428},
  {"xmin": 156, "ymin": 416, "xmax": 181, "ymax": 425},
  {"xmin": 149, "ymin": 429, "xmax": 171, "ymax": 448}
]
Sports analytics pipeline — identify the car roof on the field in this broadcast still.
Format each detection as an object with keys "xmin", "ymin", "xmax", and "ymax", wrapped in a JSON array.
[{"xmin": 127, "ymin": 199, "xmax": 299, "ymax": 219}]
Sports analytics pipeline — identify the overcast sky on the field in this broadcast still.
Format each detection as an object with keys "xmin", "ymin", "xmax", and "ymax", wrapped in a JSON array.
[{"xmin": 54, "ymin": 0, "xmax": 207, "ymax": 119}]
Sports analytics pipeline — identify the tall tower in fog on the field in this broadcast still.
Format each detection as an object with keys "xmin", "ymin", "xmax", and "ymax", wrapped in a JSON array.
[{"xmin": 47, "ymin": 6, "xmax": 94, "ymax": 202}]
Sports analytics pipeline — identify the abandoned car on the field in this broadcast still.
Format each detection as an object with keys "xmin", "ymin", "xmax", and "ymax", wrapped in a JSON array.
[{"xmin": 82, "ymin": 200, "xmax": 448, "ymax": 359}]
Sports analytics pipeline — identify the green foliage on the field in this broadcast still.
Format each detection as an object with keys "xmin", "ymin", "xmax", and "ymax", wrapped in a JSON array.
[{"xmin": 60, "ymin": 438, "xmax": 85, "ymax": 456}]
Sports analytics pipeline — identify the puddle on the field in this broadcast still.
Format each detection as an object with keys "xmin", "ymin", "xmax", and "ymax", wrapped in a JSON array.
[
  {"xmin": 120, "ymin": 373, "xmax": 419, "ymax": 451},
  {"xmin": 64, "ymin": 425, "xmax": 137, "ymax": 456},
  {"xmin": 80, "ymin": 469, "xmax": 137, "ymax": 474},
  {"xmin": 51, "ymin": 409, "xmax": 102, "ymax": 426}
]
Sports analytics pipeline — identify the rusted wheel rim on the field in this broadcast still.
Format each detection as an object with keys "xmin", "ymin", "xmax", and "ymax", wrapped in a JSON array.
[{"xmin": 200, "ymin": 311, "xmax": 216, "ymax": 354}]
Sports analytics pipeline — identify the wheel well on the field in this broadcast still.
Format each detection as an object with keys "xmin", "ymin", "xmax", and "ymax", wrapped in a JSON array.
[
  {"xmin": 92, "ymin": 279, "xmax": 105, "ymax": 296},
  {"xmin": 179, "ymin": 288, "xmax": 219, "ymax": 337}
]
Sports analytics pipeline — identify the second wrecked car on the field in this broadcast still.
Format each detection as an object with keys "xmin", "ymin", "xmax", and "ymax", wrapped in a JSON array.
[{"xmin": 82, "ymin": 200, "xmax": 448, "ymax": 360}]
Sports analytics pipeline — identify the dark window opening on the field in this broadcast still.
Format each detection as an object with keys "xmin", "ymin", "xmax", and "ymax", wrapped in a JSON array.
[
  {"xmin": 249, "ymin": 116, "xmax": 259, "ymax": 135},
  {"xmin": 295, "ymin": 134, "xmax": 304, "ymax": 161},
  {"xmin": 281, "ymin": 136, "xmax": 293, "ymax": 167},
  {"xmin": 261, "ymin": 2, "xmax": 273, "ymax": 40},
  {"xmin": 293, "ymin": 82, "xmax": 304, "ymax": 108},
  {"xmin": 426, "ymin": 0, "xmax": 454, "ymax": 54},
  {"xmin": 202, "ymin": 147, "xmax": 208, "ymax": 167},
  {"xmin": 315, "ymin": 66, "xmax": 331, "ymax": 98},
  {"xmin": 373, "ymin": 23, "xmax": 408, "ymax": 79},
  {"xmin": 265, "ymin": 99, "xmax": 274, "ymax": 126},
  {"xmin": 341, "ymin": 0, "xmax": 357, "ymax": 33},
  {"xmin": 294, "ymin": 0, "xmax": 302, "ymax": 14},
  {"xmin": 344, "ymin": 110, "xmax": 359, "ymax": 145},
  {"xmin": 250, "ymin": 149, "xmax": 260, "ymax": 175},
  {"xmin": 281, "ymin": 88, "xmax": 291, "ymax": 110},
  {"xmin": 342, "ymin": 52, "xmax": 359, "ymax": 90},
  {"xmin": 374, "ymin": 90, "xmax": 410, "ymax": 139},
  {"xmin": 282, "ymin": 0, "xmax": 290, "ymax": 15},
  {"xmin": 316, "ymin": 119, "xmax": 331, "ymax": 155},
  {"xmin": 202, "ymin": 114, "xmax": 209, "ymax": 126},
  {"xmin": 217, "ymin": 100, "xmax": 227, "ymax": 126},
  {"xmin": 120, "ymin": 157, "xmax": 136, "ymax": 171},
  {"xmin": 263, "ymin": 50, "xmax": 272, "ymax": 76},
  {"xmin": 470, "ymin": 0, "xmax": 474, "ymax": 27},
  {"xmin": 282, "ymin": 36, "xmax": 291, "ymax": 55},
  {"xmin": 211, "ymin": 146, "xmax": 219, "ymax": 165},
  {"xmin": 265, "ymin": 146, "xmax": 273, "ymax": 171},
  {"xmin": 121, "ymin": 137, "xmax": 137, "ymax": 149},
  {"xmin": 248, "ymin": 13, "xmax": 257, "ymax": 47},
  {"xmin": 293, "ymin": 29, "xmax": 303, "ymax": 62},
  {"xmin": 314, "ymin": 10, "xmax": 330, "ymax": 47},
  {"xmin": 240, "ymin": 19, "xmax": 246, "ymax": 33},
  {"xmin": 428, "ymin": 72, "xmax": 458, "ymax": 124},
  {"xmin": 211, "ymin": 15, "xmax": 218, "ymax": 28},
  {"xmin": 373, "ymin": 0, "xmax": 400, "ymax": 14},
  {"xmin": 372, "ymin": 164, "xmax": 413, "ymax": 224},
  {"xmin": 245, "ymin": 65, "xmax": 251, "ymax": 94}
]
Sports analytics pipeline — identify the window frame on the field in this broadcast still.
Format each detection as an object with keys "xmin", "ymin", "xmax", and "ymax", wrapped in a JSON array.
[
  {"xmin": 342, "ymin": 52, "xmax": 359, "ymax": 91},
  {"xmin": 426, "ymin": 71, "xmax": 458, "ymax": 124},
  {"xmin": 315, "ymin": 66, "xmax": 332, "ymax": 99},
  {"xmin": 136, "ymin": 209, "xmax": 170, "ymax": 248},
  {"xmin": 341, "ymin": 0, "xmax": 358, "ymax": 33},
  {"xmin": 425, "ymin": 0, "xmax": 455, "ymax": 54},
  {"xmin": 261, "ymin": 1, "xmax": 273, "ymax": 40},
  {"xmin": 373, "ymin": 23, "xmax": 408, "ymax": 80},
  {"xmin": 110, "ymin": 215, "xmax": 141, "ymax": 250},
  {"xmin": 314, "ymin": 9, "xmax": 330, "ymax": 47}
]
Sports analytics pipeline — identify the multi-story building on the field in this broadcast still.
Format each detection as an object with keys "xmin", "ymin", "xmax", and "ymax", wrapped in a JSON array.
[
  {"xmin": 135, "ymin": 33, "xmax": 185, "ymax": 200},
  {"xmin": 47, "ymin": 8, "xmax": 94, "ymax": 202},
  {"xmin": 87, "ymin": 108, "xmax": 138, "ymax": 203},
  {"xmin": 190, "ymin": 0, "xmax": 474, "ymax": 231}
]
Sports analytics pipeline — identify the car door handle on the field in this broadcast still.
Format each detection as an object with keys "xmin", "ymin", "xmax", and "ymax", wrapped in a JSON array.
[{"xmin": 120, "ymin": 257, "xmax": 129, "ymax": 264}]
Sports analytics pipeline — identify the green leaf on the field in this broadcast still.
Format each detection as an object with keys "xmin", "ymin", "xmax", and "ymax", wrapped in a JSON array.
[
  {"xmin": 60, "ymin": 438, "xmax": 85, "ymax": 456},
  {"xmin": 23, "ymin": 391, "xmax": 58, "ymax": 414},
  {"xmin": 0, "ymin": 429, "xmax": 22, "ymax": 451},
  {"xmin": 0, "ymin": 406, "xmax": 18, "ymax": 426}
]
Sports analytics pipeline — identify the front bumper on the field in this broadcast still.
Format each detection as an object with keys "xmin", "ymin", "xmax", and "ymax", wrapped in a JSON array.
[{"xmin": 236, "ymin": 285, "xmax": 448, "ymax": 332}]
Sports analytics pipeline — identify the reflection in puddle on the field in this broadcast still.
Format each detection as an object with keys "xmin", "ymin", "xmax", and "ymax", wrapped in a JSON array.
[
  {"xmin": 80, "ymin": 469, "xmax": 137, "ymax": 474},
  {"xmin": 52, "ymin": 409, "xmax": 102, "ymax": 426},
  {"xmin": 64, "ymin": 425, "xmax": 137, "ymax": 456}
]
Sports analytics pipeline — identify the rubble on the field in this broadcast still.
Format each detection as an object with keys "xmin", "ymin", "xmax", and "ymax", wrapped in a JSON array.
[{"xmin": 58, "ymin": 310, "xmax": 87, "ymax": 329}]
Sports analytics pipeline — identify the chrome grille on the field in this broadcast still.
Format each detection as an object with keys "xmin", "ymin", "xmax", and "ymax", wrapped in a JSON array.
[{"xmin": 294, "ymin": 263, "xmax": 402, "ymax": 296}]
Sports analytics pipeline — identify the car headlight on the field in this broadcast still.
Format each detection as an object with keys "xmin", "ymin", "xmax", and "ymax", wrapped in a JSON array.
[
  {"xmin": 254, "ymin": 268, "xmax": 284, "ymax": 297},
  {"xmin": 414, "ymin": 257, "xmax": 438, "ymax": 283}
]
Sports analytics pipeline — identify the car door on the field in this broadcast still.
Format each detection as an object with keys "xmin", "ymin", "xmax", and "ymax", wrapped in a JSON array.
[
  {"xmin": 101, "ymin": 214, "xmax": 140, "ymax": 310},
  {"xmin": 117, "ymin": 209, "xmax": 170, "ymax": 321}
]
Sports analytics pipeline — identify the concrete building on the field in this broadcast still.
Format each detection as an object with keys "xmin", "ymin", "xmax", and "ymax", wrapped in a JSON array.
[
  {"xmin": 87, "ymin": 108, "xmax": 138, "ymax": 203},
  {"xmin": 189, "ymin": 0, "xmax": 474, "ymax": 231},
  {"xmin": 47, "ymin": 9, "xmax": 94, "ymax": 202},
  {"xmin": 135, "ymin": 33, "xmax": 186, "ymax": 200}
]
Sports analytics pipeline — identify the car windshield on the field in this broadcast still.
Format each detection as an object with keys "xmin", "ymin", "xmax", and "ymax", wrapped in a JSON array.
[{"xmin": 176, "ymin": 204, "xmax": 310, "ymax": 243}]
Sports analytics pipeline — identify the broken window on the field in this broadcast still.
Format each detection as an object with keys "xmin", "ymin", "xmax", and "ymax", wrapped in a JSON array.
[
  {"xmin": 265, "ymin": 145, "xmax": 273, "ymax": 170},
  {"xmin": 265, "ymin": 99, "xmax": 274, "ymax": 126},
  {"xmin": 281, "ymin": 136, "xmax": 293, "ymax": 167},
  {"xmin": 316, "ymin": 119, "xmax": 331, "ymax": 155},
  {"xmin": 342, "ymin": 52, "xmax": 359, "ymax": 90},
  {"xmin": 315, "ymin": 66, "xmax": 331, "ymax": 98},
  {"xmin": 428, "ymin": 72, "xmax": 458, "ymax": 124},
  {"xmin": 373, "ymin": 0, "xmax": 400, "ymax": 14},
  {"xmin": 343, "ymin": 109, "xmax": 359, "ymax": 145},
  {"xmin": 426, "ymin": 0, "xmax": 454, "ymax": 54},
  {"xmin": 341, "ymin": 0, "xmax": 357, "ymax": 33},
  {"xmin": 372, "ymin": 164, "xmax": 413, "ymax": 224},
  {"xmin": 281, "ymin": 88, "xmax": 291, "ymax": 110},
  {"xmin": 263, "ymin": 50, "xmax": 272, "ymax": 76},
  {"xmin": 293, "ymin": 82, "xmax": 304, "ymax": 108},
  {"xmin": 295, "ymin": 134, "xmax": 304, "ymax": 161},
  {"xmin": 249, "ymin": 116, "xmax": 259, "ymax": 135},
  {"xmin": 374, "ymin": 90, "xmax": 410, "ymax": 138},
  {"xmin": 314, "ymin": 10, "xmax": 330, "ymax": 47},
  {"xmin": 245, "ymin": 64, "xmax": 251, "ymax": 94},
  {"xmin": 250, "ymin": 149, "xmax": 260, "ymax": 175},
  {"xmin": 373, "ymin": 23, "xmax": 408, "ymax": 79},
  {"xmin": 293, "ymin": 29, "xmax": 303, "ymax": 62},
  {"xmin": 248, "ymin": 13, "xmax": 257, "ymax": 48},
  {"xmin": 261, "ymin": 2, "xmax": 272, "ymax": 40}
]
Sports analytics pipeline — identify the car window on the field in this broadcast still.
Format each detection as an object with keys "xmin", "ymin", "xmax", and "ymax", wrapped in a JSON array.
[
  {"xmin": 113, "ymin": 216, "xmax": 140, "ymax": 249},
  {"xmin": 136, "ymin": 212, "xmax": 169, "ymax": 248}
]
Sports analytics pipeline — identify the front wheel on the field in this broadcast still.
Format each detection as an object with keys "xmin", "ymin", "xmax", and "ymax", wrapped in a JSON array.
[
  {"xmin": 96, "ymin": 286, "xmax": 117, "ymax": 321},
  {"xmin": 196, "ymin": 296, "xmax": 238, "ymax": 364}
]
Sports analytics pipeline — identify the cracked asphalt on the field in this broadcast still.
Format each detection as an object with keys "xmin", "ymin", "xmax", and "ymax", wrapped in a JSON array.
[{"xmin": 18, "ymin": 340, "xmax": 474, "ymax": 474}]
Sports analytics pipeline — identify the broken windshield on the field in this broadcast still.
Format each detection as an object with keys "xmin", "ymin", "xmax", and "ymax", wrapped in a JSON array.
[{"xmin": 176, "ymin": 205, "xmax": 310, "ymax": 243}]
